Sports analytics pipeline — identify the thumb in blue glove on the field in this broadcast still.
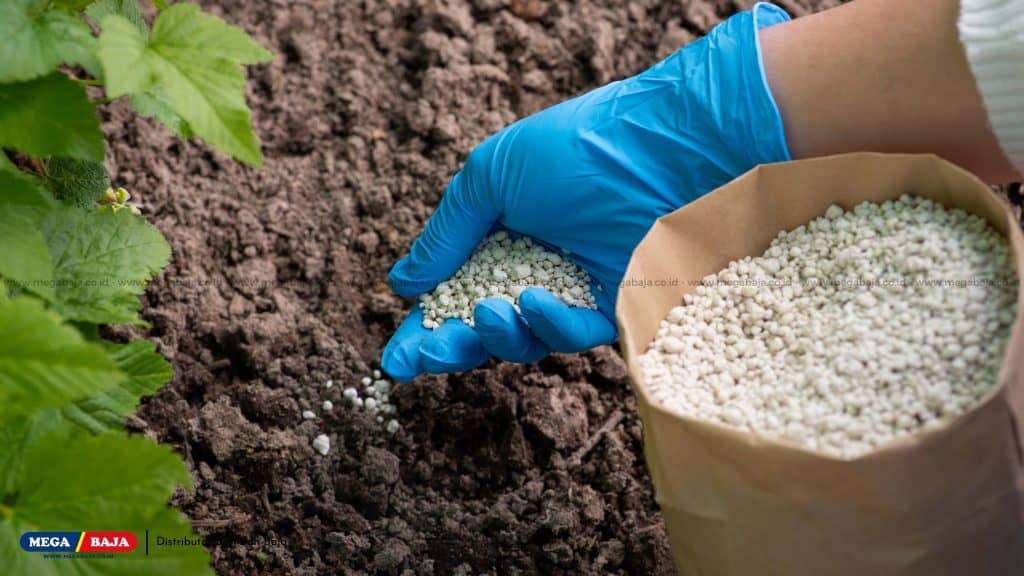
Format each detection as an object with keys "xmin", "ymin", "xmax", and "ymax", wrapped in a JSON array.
[{"xmin": 383, "ymin": 3, "xmax": 792, "ymax": 382}]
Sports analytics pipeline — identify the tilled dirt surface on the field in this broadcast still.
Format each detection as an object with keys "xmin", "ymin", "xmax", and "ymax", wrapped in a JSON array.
[{"xmin": 102, "ymin": 0, "xmax": 840, "ymax": 574}]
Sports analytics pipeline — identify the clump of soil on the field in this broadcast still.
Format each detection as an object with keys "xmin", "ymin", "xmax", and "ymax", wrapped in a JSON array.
[{"xmin": 102, "ymin": 0, "xmax": 841, "ymax": 573}]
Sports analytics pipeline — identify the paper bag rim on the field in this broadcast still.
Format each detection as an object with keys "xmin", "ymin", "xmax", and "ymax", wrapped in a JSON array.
[{"xmin": 616, "ymin": 152, "xmax": 1024, "ymax": 463}]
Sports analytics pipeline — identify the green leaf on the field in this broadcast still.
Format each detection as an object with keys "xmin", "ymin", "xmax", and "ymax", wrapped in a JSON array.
[
  {"xmin": 0, "ymin": 430, "xmax": 213, "ymax": 575},
  {"xmin": 0, "ymin": 342, "xmax": 173, "ymax": 498},
  {"xmin": 63, "ymin": 340, "xmax": 172, "ymax": 434},
  {"xmin": 0, "ymin": 298, "xmax": 123, "ymax": 415},
  {"xmin": 40, "ymin": 204, "xmax": 170, "ymax": 325},
  {"xmin": 0, "ymin": 172, "xmax": 53, "ymax": 300},
  {"xmin": 0, "ymin": 213, "xmax": 53, "ymax": 300},
  {"xmin": 154, "ymin": 57, "xmax": 264, "ymax": 164},
  {"xmin": 0, "ymin": 74, "xmax": 104, "ymax": 162},
  {"xmin": 0, "ymin": 411, "xmax": 62, "ymax": 495},
  {"xmin": 0, "ymin": 169, "xmax": 53, "ymax": 219},
  {"xmin": 0, "ymin": 212, "xmax": 54, "ymax": 301},
  {"xmin": 0, "ymin": 0, "xmax": 100, "ymax": 82},
  {"xmin": 86, "ymin": 0, "xmax": 148, "ymax": 38},
  {"xmin": 150, "ymin": 3, "xmax": 272, "ymax": 66},
  {"xmin": 132, "ymin": 88, "xmax": 194, "ymax": 139},
  {"xmin": 97, "ymin": 14, "xmax": 158, "ymax": 95},
  {"xmin": 98, "ymin": 3, "xmax": 272, "ymax": 166},
  {"xmin": 46, "ymin": 157, "xmax": 111, "ymax": 209},
  {"xmin": 0, "ymin": 153, "xmax": 15, "ymax": 172}
]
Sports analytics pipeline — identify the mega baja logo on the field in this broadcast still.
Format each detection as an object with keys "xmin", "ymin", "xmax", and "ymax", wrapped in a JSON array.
[{"xmin": 20, "ymin": 531, "xmax": 137, "ymax": 553}]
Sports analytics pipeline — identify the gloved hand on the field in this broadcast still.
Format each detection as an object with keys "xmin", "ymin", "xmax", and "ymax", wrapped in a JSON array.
[{"xmin": 383, "ymin": 3, "xmax": 792, "ymax": 382}]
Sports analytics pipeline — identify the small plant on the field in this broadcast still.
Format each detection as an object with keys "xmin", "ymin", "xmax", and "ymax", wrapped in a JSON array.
[{"xmin": 0, "ymin": 0, "xmax": 270, "ymax": 573}]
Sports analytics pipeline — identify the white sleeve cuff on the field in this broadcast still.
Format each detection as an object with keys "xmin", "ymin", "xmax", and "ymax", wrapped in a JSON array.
[{"xmin": 958, "ymin": 0, "xmax": 1024, "ymax": 176}]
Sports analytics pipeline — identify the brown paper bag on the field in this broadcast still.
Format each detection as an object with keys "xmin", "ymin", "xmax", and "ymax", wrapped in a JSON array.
[{"xmin": 616, "ymin": 153, "xmax": 1024, "ymax": 575}]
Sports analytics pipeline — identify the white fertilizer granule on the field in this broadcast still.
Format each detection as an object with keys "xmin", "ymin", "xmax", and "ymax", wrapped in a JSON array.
[
  {"xmin": 639, "ymin": 196, "xmax": 1018, "ymax": 458},
  {"xmin": 419, "ymin": 231, "xmax": 597, "ymax": 329},
  {"xmin": 312, "ymin": 434, "xmax": 330, "ymax": 456}
]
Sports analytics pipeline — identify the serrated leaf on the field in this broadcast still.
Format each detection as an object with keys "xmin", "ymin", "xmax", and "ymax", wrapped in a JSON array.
[
  {"xmin": 132, "ymin": 88, "xmax": 194, "ymax": 139},
  {"xmin": 153, "ymin": 56, "xmax": 263, "ymax": 165},
  {"xmin": 55, "ymin": 19, "xmax": 102, "ymax": 80},
  {"xmin": 97, "ymin": 15, "xmax": 158, "ymax": 96},
  {"xmin": 0, "ymin": 74, "xmax": 104, "ymax": 162},
  {"xmin": 40, "ymin": 204, "xmax": 170, "ymax": 325},
  {"xmin": 0, "ymin": 430, "xmax": 213, "ymax": 576},
  {"xmin": 86, "ymin": 0, "xmax": 147, "ymax": 38},
  {"xmin": 98, "ymin": 3, "xmax": 272, "ymax": 165},
  {"xmin": 0, "ymin": 298, "xmax": 123, "ymax": 415},
  {"xmin": 46, "ymin": 157, "xmax": 111, "ymax": 209},
  {"xmin": 150, "ymin": 3, "xmax": 272, "ymax": 65},
  {"xmin": 63, "ymin": 340, "xmax": 172, "ymax": 434},
  {"xmin": 0, "ymin": 0, "xmax": 100, "ymax": 82}
]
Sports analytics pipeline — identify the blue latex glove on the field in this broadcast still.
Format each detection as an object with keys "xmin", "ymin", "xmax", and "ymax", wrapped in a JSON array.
[{"xmin": 383, "ymin": 3, "xmax": 792, "ymax": 382}]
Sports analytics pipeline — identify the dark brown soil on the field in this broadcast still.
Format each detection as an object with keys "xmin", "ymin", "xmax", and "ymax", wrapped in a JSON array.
[{"xmin": 101, "ymin": 0, "xmax": 840, "ymax": 574}]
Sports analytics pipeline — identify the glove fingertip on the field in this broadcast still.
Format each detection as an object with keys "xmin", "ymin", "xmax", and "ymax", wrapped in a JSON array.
[
  {"xmin": 388, "ymin": 258, "xmax": 430, "ymax": 298},
  {"xmin": 381, "ymin": 336, "xmax": 422, "ymax": 383},
  {"xmin": 381, "ymin": 305, "xmax": 432, "ymax": 381},
  {"xmin": 517, "ymin": 287, "xmax": 564, "ymax": 317},
  {"xmin": 519, "ymin": 288, "xmax": 617, "ymax": 353},
  {"xmin": 473, "ymin": 298, "xmax": 515, "ymax": 333},
  {"xmin": 474, "ymin": 298, "xmax": 550, "ymax": 363},
  {"xmin": 418, "ymin": 320, "xmax": 490, "ymax": 374}
]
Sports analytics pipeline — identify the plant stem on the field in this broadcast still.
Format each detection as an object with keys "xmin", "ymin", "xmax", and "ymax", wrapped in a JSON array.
[
  {"xmin": 74, "ymin": 78, "xmax": 104, "ymax": 87},
  {"xmin": 92, "ymin": 97, "xmax": 118, "ymax": 106}
]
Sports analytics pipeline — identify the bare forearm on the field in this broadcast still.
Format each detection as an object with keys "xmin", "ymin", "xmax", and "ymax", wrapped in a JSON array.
[{"xmin": 760, "ymin": 0, "xmax": 1020, "ymax": 183}]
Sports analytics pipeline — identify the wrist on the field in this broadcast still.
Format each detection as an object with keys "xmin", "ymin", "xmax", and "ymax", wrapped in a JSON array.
[
  {"xmin": 609, "ymin": 3, "xmax": 792, "ymax": 208},
  {"xmin": 674, "ymin": 3, "xmax": 793, "ymax": 167}
]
